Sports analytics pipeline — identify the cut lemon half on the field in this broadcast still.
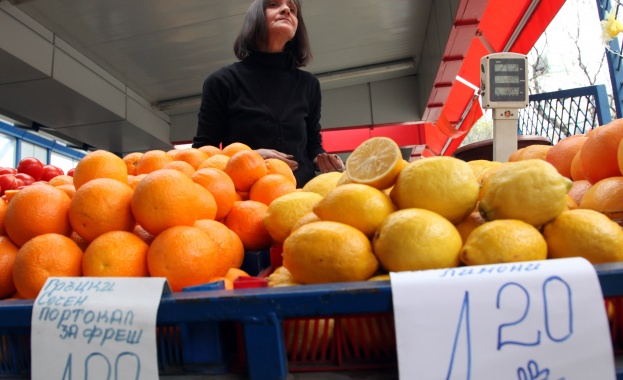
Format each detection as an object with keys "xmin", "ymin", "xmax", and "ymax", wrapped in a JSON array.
[{"xmin": 345, "ymin": 137, "xmax": 403, "ymax": 190}]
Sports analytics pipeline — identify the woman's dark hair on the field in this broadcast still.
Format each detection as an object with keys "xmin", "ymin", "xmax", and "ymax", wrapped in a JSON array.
[{"xmin": 233, "ymin": 0, "xmax": 312, "ymax": 68}]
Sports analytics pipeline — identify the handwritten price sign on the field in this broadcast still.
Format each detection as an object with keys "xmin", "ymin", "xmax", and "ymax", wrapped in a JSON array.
[
  {"xmin": 390, "ymin": 257, "xmax": 616, "ymax": 379},
  {"xmin": 31, "ymin": 277, "xmax": 167, "ymax": 380}
]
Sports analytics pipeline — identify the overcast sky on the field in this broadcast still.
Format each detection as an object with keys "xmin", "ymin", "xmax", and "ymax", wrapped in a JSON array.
[{"xmin": 535, "ymin": 0, "xmax": 612, "ymax": 92}]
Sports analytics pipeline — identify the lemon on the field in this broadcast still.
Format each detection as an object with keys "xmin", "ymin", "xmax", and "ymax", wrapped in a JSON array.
[
  {"xmin": 302, "ymin": 172, "xmax": 343, "ymax": 197},
  {"xmin": 313, "ymin": 183, "xmax": 396, "ymax": 237},
  {"xmin": 285, "ymin": 318, "xmax": 335, "ymax": 356},
  {"xmin": 283, "ymin": 221, "xmax": 379, "ymax": 284},
  {"xmin": 478, "ymin": 162, "xmax": 512, "ymax": 200},
  {"xmin": 372, "ymin": 208, "xmax": 462, "ymax": 272},
  {"xmin": 454, "ymin": 211, "xmax": 486, "ymax": 244},
  {"xmin": 266, "ymin": 266, "xmax": 300, "ymax": 287},
  {"xmin": 479, "ymin": 159, "xmax": 572, "ymax": 226},
  {"xmin": 467, "ymin": 159, "xmax": 501, "ymax": 182},
  {"xmin": 345, "ymin": 137, "xmax": 404, "ymax": 190},
  {"xmin": 263, "ymin": 191, "xmax": 323, "ymax": 243},
  {"xmin": 460, "ymin": 219, "xmax": 547, "ymax": 266},
  {"xmin": 565, "ymin": 194, "xmax": 578, "ymax": 210},
  {"xmin": 517, "ymin": 144, "xmax": 551, "ymax": 161},
  {"xmin": 543, "ymin": 209, "xmax": 623, "ymax": 264},
  {"xmin": 336, "ymin": 171, "xmax": 354, "ymax": 186},
  {"xmin": 290, "ymin": 211, "xmax": 321, "ymax": 233},
  {"xmin": 368, "ymin": 274, "xmax": 390, "ymax": 281},
  {"xmin": 389, "ymin": 156, "xmax": 480, "ymax": 223}
]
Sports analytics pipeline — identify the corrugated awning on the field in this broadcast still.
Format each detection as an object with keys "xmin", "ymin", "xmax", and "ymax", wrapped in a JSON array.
[
  {"xmin": 321, "ymin": 0, "xmax": 566, "ymax": 156},
  {"xmin": 425, "ymin": 0, "xmax": 566, "ymax": 156}
]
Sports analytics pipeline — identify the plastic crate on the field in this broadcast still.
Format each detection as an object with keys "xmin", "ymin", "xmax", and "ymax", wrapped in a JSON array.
[
  {"xmin": 0, "ymin": 308, "xmax": 235, "ymax": 379},
  {"xmin": 3, "ymin": 261, "xmax": 623, "ymax": 379},
  {"xmin": 0, "ymin": 248, "xmax": 275, "ymax": 378},
  {"xmin": 0, "ymin": 327, "xmax": 30, "ymax": 378},
  {"xmin": 232, "ymin": 246, "xmax": 399, "ymax": 373}
]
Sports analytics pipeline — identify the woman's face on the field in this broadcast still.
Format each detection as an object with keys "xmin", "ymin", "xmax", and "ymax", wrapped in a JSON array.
[{"xmin": 265, "ymin": 0, "xmax": 298, "ymax": 42}]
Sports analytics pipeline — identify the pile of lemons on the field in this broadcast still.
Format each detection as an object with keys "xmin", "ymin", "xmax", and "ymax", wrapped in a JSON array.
[{"xmin": 264, "ymin": 136, "xmax": 623, "ymax": 287}]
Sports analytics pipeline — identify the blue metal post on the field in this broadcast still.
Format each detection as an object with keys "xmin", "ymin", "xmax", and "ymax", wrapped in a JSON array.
[{"xmin": 597, "ymin": 0, "xmax": 623, "ymax": 118}]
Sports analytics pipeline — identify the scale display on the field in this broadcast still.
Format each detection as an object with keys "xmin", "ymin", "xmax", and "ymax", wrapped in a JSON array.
[{"xmin": 480, "ymin": 53, "xmax": 529, "ymax": 109}]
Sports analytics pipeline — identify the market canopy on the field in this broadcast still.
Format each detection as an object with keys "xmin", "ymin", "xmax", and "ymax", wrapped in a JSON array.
[{"xmin": 321, "ymin": 0, "xmax": 566, "ymax": 159}]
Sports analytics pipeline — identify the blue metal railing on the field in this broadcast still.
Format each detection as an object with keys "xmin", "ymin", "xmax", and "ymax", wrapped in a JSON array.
[
  {"xmin": 597, "ymin": 0, "xmax": 623, "ymax": 118},
  {"xmin": 518, "ymin": 85, "xmax": 612, "ymax": 144}
]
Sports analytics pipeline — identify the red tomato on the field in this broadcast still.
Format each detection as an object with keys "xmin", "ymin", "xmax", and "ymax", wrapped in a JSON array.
[
  {"xmin": 0, "ymin": 174, "xmax": 24, "ymax": 196},
  {"xmin": 17, "ymin": 157, "xmax": 44, "ymax": 181},
  {"xmin": 67, "ymin": 168, "xmax": 75, "ymax": 177},
  {"xmin": 14, "ymin": 173, "xmax": 35, "ymax": 186},
  {"xmin": 0, "ymin": 167, "xmax": 17, "ymax": 175},
  {"xmin": 40, "ymin": 165, "xmax": 64, "ymax": 182}
]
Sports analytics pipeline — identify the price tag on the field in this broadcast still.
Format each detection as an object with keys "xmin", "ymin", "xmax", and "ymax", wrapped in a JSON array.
[
  {"xmin": 31, "ymin": 277, "xmax": 168, "ymax": 380},
  {"xmin": 390, "ymin": 258, "xmax": 616, "ymax": 379}
]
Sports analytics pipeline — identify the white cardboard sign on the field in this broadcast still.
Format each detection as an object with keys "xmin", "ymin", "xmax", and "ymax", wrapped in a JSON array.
[
  {"xmin": 391, "ymin": 258, "xmax": 616, "ymax": 379},
  {"xmin": 31, "ymin": 277, "xmax": 168, "ymax": 380}
]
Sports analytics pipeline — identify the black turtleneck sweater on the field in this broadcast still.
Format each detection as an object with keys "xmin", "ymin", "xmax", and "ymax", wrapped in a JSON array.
[{"xmin": 192, "ymin": 51, "xmax": 326, "ymax": 187}]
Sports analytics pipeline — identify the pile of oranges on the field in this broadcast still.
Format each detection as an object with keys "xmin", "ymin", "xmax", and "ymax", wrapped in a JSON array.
[
  {"xmin": 514, "ymin": 118, "xmax": 623, "ymax": 213},
  {"xmin": 0, "ymin": 142, "xmax": 299, "ymax": 299}
]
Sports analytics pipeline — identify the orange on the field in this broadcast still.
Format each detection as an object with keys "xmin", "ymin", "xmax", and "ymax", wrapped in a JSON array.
[
  {"xmin": 56, "ymin": 184, "xmax": 76, "ymax": 199},
  {"xmin": 48, "ymin": 175, "xmax": 74, "ymax": 187},
  {"xmin": 167, "ymin": 149, "xmax": 181, "ymax": 159},
  {"xmin": 579, "ymin": 120, "xmax": 623, "ymax": 184},
  {"xmin": 12, "ymin": 233, "xmax": 83, "ymax": 299},
  {"xmin": 234, "ymin": 192, "xmax": 244, "ymax": 202},
  {"xmin": 83, "ymin": 231, "xmax": 149, "ymax": 277},
  {"xmin": 127, "ymin": 174, "xmax": 146, "ymax": 190},
  {"xmin": 0, "ymin": 236, "xmax": 19, "ymax": 299},
  {"xmin": 222, "ymin": 142, "xmax": 252, "ymax": 157},
  {"xmin": 133, "ymin": 224, "xmax": 156, "ymax": 246},
  {"xmin": 198, "ymin": 145, "xmax": 223, "ymax": 157},
  {"xmin": 173, "ymin": 148, "xmax": 210, "ymax": 169},
  {"xmin": 508, "ymin": 148, "xmax": 524, "ymax": 162},
  {"xmin": 72, "ymin": 150, "xmax": 128, "ymax": 190},
  {"xmin": 224, "ymin": 150, "xmax": 268, "ymax": 192},
  {"xmin": 131, "ymin": 169, "xmax": 202, "ymax": 235},
  {"xmin": 191, "ymin": 168, "xmax": 237, "ymax": 220},
  {"xmin": 5, "ymin": 184, "xmax": 72, "ymax": 247},
  {"xmin": 123, "ymin": 152, "xmax": 143, "ymax": 176},
  {"xmin": 198, "ymin": 154, "xmax": 230, "ymax": 171},
  {"xmin": 70, "ymin": 231, "xmax": 89, "ymax": 252},
  {"xmin": 545, "ymin": 135, "xmax": 587, "ymax": 179},
  {"xmin": 136, "ymin": 150, "xmax": 174, "ymax": 175},
  {"xmin": 224, "ymin": 267, "xmax": 250, "ymax": 282},
  {"xmin": 619, "ymin": 137, "xmax": 623, "ymax": 175},
  {"xmin": 228, "ymin": 230, "xmax": 245, "ymax": 269},
  {"xmin": 517, "ymin": 144, "xmax": 551, "ymax": 161},
  {"xmin": 224, "ymin": 200, "xmax": 272, "ymax": 251},
  {"xmin": 163, "ymin": 160, "xmax": 196, "ymax": 177},
  {"xmin": 579, "ymin": 176, "xmax": 623, "ymax": 212},
  {"xmin": 570, "ymin": 150, "xmax": 586, "ymax": 181},
  {"xmin": 265, "ymin": 158, "xmax": 296, "ymax": 186},
  {"xmin": 237, "ymin": 190, "xmax": 250, "ymax": 200},
  {"xmin": 4, "ymin": 190, "xmax": 18, "ymax": 203},
  {"xmin": 195, "ymin": 183, "xmax": 218, "ymax": 220},
  {"xmin": 68, "ymin": 178, "xmax": 136, "ymax": 243},
  {"xmin": 249, "ymin": 174, "xmax": 296, "ymax": 206},
  {"xmin": 0, "ymin": 198, "xmax": 7, "ymax": 235},
  {"xmin": 147, "ymin": 226, "xmax": 220, "ymax": 292},
  {"xmin": 567, "ymin": 180, "xmax": 592, "ymax": 206},
  {"xmin": 207, "ymin": 276, "xmax": 234, "ymax": 290},
  {"xmin": 194, "ymin": 219, "xmax": 244, "ymax": 277}
]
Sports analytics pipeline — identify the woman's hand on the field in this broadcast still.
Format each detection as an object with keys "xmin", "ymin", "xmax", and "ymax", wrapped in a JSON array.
[
  {"xmin": 315, "ymin": 153, "xmax": 345, "ymax": 173},
  {"xmin": 255, "ymin": 149, "xmax": 298, "ymax": 170}
]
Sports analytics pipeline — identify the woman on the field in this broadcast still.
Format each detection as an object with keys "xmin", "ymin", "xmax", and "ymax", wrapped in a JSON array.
[{"xmin": 192, "ymin": 0, "xmax": 344, "ymax": 187}]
